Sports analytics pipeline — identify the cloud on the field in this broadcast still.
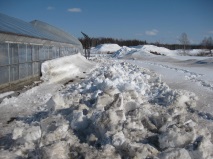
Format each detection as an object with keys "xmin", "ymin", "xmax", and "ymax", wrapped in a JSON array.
[
  {"xmin": 47, "ymin": 6, "xmax": 54, "ymax": 10},
  {"xmin": 208, "ymin": 31, "xmax": 213, "ymax": 34},
  {"xmin": 67, "ymin": 8, "xmax": 82, "ymax": 12},
  {"xmin": 145, "ymin": 29, "xmax": 158, "ymax": 36}
]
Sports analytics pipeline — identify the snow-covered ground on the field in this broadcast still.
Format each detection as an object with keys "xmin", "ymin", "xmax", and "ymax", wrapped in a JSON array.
[
  {"xmin": 0, "ymin": 45, "xmax": 213, "ymax": 159},
  {"xmin": 113, "ymin": 45, "xmax": 213, "ymax": 112}
]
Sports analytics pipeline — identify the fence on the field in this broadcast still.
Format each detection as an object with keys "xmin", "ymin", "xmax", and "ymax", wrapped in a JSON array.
[{"xmin": 0, "ymin": 42, "xmax": 79, "ymax": 92}]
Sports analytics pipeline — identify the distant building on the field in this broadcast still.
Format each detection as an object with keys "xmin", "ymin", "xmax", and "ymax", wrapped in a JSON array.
[{"xmin": 0, "ymin": 13, "xmax": 83, "ymax": 92}]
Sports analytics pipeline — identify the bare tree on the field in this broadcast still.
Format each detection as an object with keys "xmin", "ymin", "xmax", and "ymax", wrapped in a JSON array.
[
  {"xmin": 201, "ymin": 36, "xmax": 213, "ymax": 54},
  {"xmin": 179, "ymin": 33, "xmax": 190, "ymax": 54}
]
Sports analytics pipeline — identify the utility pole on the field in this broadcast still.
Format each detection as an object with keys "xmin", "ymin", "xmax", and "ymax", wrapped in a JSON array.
[{"xmin": 81, "ymin": 32, "xmax": 92, "ymax": 59}]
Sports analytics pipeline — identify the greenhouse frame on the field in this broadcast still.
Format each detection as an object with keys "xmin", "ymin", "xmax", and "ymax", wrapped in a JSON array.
[{"xmin": 0, "ymin": 13, "xmax": 83, "ymax": 92}]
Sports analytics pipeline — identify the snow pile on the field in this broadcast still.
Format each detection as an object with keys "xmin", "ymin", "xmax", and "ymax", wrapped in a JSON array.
[
  {"xmin": 186, "ymin": 49, "xmax": 213, "ymax": 56},
  {"xmin": 135, "ymin": 45, "xmax": 212, "ymax": 57},
  {"xmin": 112, "ymin": 46, "xmax": 137, "ymax": 58},
  {"xmin": 112, "ymin": 45, "xmax": 213, "ymax": 59},
  {"xmin": 1, "ymin": 58, "xmax": 213, "ymax": 158},
  {"xmin": 90, "ymin": 44, "xmax": 121, "ymax": 54},
  {"xmin": 41, "ymin": 53, "xmax": 94, "ymax": 83},
  {"xmin": 139, "ymin": 45, "xmax": 173, "ymax": 56},
  {"xmin": 113, "ymin": 45, "xmax": 175, "ymax": 58}
]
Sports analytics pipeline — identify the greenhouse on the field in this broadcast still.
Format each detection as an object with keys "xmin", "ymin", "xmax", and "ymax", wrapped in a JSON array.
[{"xmin": 0, "ymin": 13, "xmax": 83, "ymax": 92}]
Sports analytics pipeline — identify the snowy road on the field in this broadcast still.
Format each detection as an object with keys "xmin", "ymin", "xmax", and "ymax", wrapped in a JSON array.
[{"xmin": 127, "ymin": 56, "xmax": 213, "ymax": 114}]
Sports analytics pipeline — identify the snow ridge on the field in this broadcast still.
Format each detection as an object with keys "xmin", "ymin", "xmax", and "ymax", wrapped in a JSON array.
[{"xmin": 41, "ymin": 53, "xmax": 94, "ymax": 83}]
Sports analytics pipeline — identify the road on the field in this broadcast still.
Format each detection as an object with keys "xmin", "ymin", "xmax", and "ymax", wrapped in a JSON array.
[{"xmin": 127, "ymin": 55, "xmax": 213, "ymax": 114}]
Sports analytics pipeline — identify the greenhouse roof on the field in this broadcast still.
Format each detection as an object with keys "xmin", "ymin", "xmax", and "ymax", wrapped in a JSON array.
[{"xmin": 0, "ymin": 13, "xmax": 81, "ymax": 46}]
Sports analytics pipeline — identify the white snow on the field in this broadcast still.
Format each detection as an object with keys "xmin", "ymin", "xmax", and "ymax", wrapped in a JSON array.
[
  {"xmin": 186, "ymin": 49, "xmax": 212, "ymax": 56},
  {"xmin": 137, "ymin": 45, "xmax": 173, "ymax": 56},
  {"xmin": 113, "ymin": 44, "xmax": 213, "ymax": 58},
  {"xmin": 0, "ymin": 45, "xmax": 213, "ymax": 159},
  {"xmin": 0, "ymin": 91, "xmax": 14, "ymax": 99},
  {"xmin": 41, "ymin": 53, "xmax": 94, "ymax": 83},
  {"xmin": 90, "ymin": 43, "xmax": 121, "ymax": 54}
]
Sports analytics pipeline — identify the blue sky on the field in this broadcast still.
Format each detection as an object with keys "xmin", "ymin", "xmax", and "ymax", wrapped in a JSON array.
[{"xmin": 0, "ymin": 0, "xmax": 213, "ymax": 44}]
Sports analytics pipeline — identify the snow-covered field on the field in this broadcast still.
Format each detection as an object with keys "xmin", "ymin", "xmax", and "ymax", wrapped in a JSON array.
[{"xmin": 0, "ymin": 45, "xmax": 213, "ymax": 159}]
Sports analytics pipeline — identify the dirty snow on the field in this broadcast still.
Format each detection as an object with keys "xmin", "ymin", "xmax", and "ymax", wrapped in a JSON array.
[
  {"xmin": 0, "ymin": 46, "xmax": 213, "ymax": 159},
  {"xmin": 0, "ymin": 91, "xmax": 14, "ymax": 99}
]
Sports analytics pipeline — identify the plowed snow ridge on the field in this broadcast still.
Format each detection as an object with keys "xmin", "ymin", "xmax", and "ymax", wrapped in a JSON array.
[{"xmin": 0, "ymin": 55, "xmax": 213, "ymax": 159}]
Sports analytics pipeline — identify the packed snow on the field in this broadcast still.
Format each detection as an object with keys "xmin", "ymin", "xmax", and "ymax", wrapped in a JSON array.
[{"xmin": 0, "ymin": 45, "xmax": 213, "ymax": 159}]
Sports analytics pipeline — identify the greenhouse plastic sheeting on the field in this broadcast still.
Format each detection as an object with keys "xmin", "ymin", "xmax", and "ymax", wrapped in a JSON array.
[
  {"xmin": 0, "ymin": 42, "xmax": 78, "ymax": 86},
  {"xmin": 0, "ymin": 13, "xmax": 82, "ymax": 48}
]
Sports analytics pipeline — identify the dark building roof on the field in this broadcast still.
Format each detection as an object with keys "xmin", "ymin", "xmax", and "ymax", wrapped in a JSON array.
[{"xmin": 0, "ymin": 13, "xmax": 81, "ymax": 47}]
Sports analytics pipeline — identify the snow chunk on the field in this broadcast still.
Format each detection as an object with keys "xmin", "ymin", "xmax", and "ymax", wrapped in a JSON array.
[
  {"xmin": 41, "ymin": 141, "xmax": 69, "ymax": 159},
  {"xmin": 0, "ymin": 150, "xmax": 19, "ymax": 159},
  {"xmin": 24, "ymin": 126, "xmax": 41, "ymax": 142},
  {"xmin": 12, "ymin": 124, "xmax": 41, "ymax": 143},
  {"xmin": 12, "ymin": 127, "xmax": 24, "ymax": 140},
  {"xmin": 159, "ymin": 124, "xmax": 196, "ymax": 149},
  {"xmin": 112, "ymin": 131, "xmax": 126, "ymax": 148}
]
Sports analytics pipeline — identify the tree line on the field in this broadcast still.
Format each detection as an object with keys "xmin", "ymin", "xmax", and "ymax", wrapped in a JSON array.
[
  {"xmin": 79, "ymin": 34, "xmax": 213, "ymax": 52},
  {"xmin": 79, "ymin": 37, "xmax": 147, "ymax": 48}
]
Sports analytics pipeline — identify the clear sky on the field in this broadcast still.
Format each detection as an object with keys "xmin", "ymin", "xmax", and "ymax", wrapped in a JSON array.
[{"xmin": 0, "ymin": 0, "xmax": 213, "ymax": 44}]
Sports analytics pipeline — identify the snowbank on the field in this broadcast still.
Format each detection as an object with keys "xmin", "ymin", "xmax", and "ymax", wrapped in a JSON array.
[
  {"xmin": 138, "ymin": 45, "xmax": 173, "ymax": 56},
  {"xmin": 112, "ymin": 46, "xmax": 138, "ymax": 58},
  {"xmin": 89, "ymin": 43, "xmax": 213, "ymax": 59},
  {"xmin": 187, "ymin": 49, "xmax": 213, "ymax": 56},
  {"xmin": 113, "ymin": 45, "xmax": 177, "ymax": 58},
  {"xmin": 90, "ymin": 44, "xmax": 121, "ymax": 54},
  {"xmin": 41, "ymin": 53, "xmax": 94, "ymax": 83},
  {"xmin": 113, "ymin": 45, "xmax": 213, "ymax": 59},
  {"xmin": 1, "ymin": 57, "xmax": 212, "ymax": 158}
]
